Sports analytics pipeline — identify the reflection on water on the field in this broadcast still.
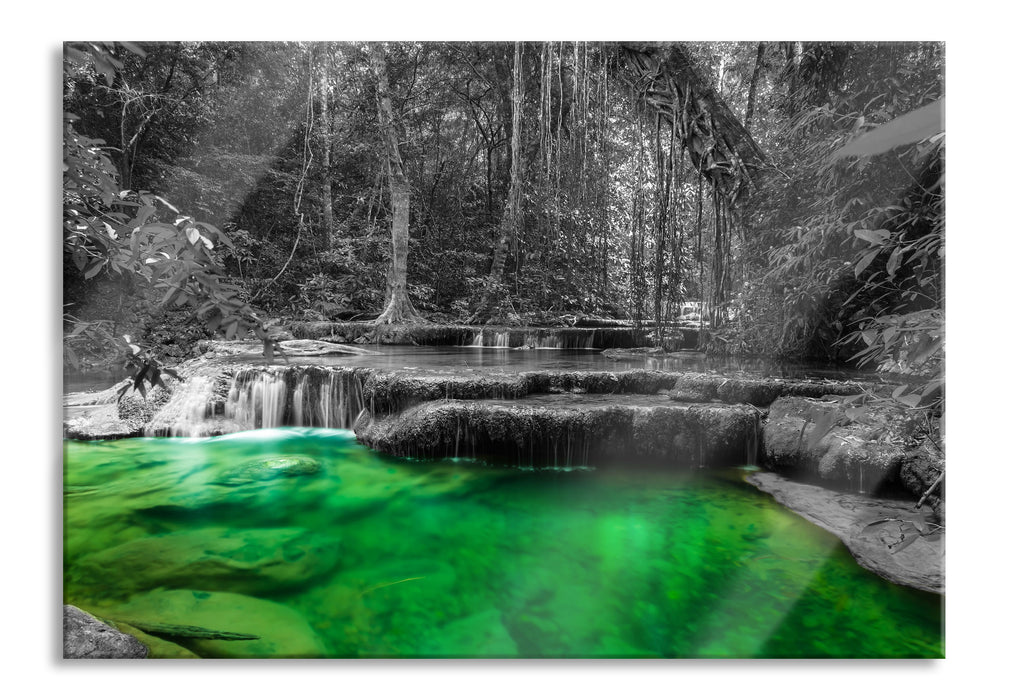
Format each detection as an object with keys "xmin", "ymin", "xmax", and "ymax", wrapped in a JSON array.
[{"xmin": 63, "ymin": 428, "xmax": 942, "ymax": 658}]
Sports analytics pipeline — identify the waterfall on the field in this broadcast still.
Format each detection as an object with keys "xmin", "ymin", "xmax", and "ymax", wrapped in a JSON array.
[
  {"xmin": 465, "ymin": 329, "xmax": 511, "ymax": 348},
  {"xmin": 226, "ymin": 367, "xmax": 366, "ymax": 431},
  {"xmin": 226, "ymin": 371, "xmax": 288, "ymax": 429},
  {"xmin": 145, "ymin": 375, "xmax": 218, "ymax": 437},
  {"xmin": 530, "ymin": 329, "xmax": 596, "ymax": 349},
  {"xmin": 535, "ymin": 331, "xmax": 561, "ymax": 349},
  {"xmin": 148, "ymin": 366, "xmax": 368, "ymax": 437}
]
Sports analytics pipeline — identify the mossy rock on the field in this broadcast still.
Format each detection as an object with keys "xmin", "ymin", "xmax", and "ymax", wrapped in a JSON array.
[
  {"xmin": 210, "ymin": 456, "xmax": 322, "ymax": 486},
  {"xmin": 74, "ymin": 527, "xmax": 340, "ymax": 596},
  {"xmin": 94, "ymin": 589, "xmax": 328, "ymax": 658}
]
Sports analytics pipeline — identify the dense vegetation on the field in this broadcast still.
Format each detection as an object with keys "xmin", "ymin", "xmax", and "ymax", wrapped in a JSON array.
[{"xmin": 63, "ymin": 41, "xmax": 943, "ymax": 399}]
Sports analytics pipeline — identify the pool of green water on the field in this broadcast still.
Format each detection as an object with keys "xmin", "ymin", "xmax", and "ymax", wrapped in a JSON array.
[{"xmin": 63, "ymin": 428, "xmax": 943, "ymax": 658}]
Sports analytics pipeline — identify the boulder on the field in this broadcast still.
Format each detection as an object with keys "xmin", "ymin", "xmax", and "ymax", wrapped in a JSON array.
[
  {"xmin": 746, "ymin": 471, "xmax": 944, "ymax": 594},
  {"xmin": 900, "ymin": 441, "xmax": 945, "ymax": 522},
  {"xmin": 761, "ymin": 395, "xmax": 917, "ymax": 493},
  {"xmin": 63, "ymin": 604, "xmax": 148, "ymax": 659},
  {"xmin": 64, "ymin": 404, "xmax": 144, "ymax": 440},
  {"xmin": 117, "ymin": 384, "xmax": 173, "ymax": 423}
]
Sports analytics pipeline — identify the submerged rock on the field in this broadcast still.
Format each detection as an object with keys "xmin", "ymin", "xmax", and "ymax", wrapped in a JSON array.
[
  {"xmin": 210, "ymin": 456, "xmax": 321, "ymax": 486},
  {"xmin": 75, "ymin": 527, "xmax": 340, "ymax": 596},
  {"xmin": 745, "ymin": 471, "xmax": 944, "ymax": 594},
  {"xmin": 63, "ymin": 604, "xmax": 148, "ymax": 659},
  {"xmin": 106, "ymin": 620, "xmax": 201, "ymax": 659},
  {"xmin": 94, "ymin": 589, "xmax": 327, "ymax": 658}
]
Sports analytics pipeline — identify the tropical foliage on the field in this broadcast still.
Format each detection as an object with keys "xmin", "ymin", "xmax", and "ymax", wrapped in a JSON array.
[{"xmin": 63, "ymin": 41, "xmax": 944, "ymax": 398}]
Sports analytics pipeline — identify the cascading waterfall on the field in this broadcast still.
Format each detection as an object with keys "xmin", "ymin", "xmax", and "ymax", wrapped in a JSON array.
[
  {"xmin": 226, "ymin": 371, "xmax": 289, "ymax": 429},
  {"xmin": 466, "ymin": 330, "xmax": 511, "ymax": 348},
  {"xmin": 468, "ymin": 329, "xmax": 486, "ymax": 347},
  {"xmin": 145, "ymin": 375, "xmax": 218, "ymax": 437},
  {"xmin": 226, "ymin": 367, "xmax": 367, "ymax": 431},
  {"xmin": 290, "ymin": 369, "xmax": 367, "ymax": 428},
  {"xmin": 532, "ymin": 329, "xmax": 596, "ymax": 350},
  {"xmin": 147, "ymin": 366, "xmax": 369, "ymax": 437}
]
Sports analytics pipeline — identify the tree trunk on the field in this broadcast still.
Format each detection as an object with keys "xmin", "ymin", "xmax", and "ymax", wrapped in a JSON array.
[
  {"xmin": 370, "ymin": 42, "xmax": 423, "ymax": 325},
  {"xmin": 318, "ymin": 46, "xmax": 335, "ymax": 249},
  {"xmin": 744, "ymin": 42, "xmax": 766, "ymax": 130},
  {"xmin": 472, "ymin": 41, "xmax": 523, "ymax": 322}
]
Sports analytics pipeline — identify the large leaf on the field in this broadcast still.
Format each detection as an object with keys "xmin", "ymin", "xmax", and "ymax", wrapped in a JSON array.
[
  {"xmin": 885, "ymin": 246, "xmax": 904, "ymax": 277},
  {"xmin": 853, "ymin": 229, "xmax": 891, "ymax": 245},
  {"xmin": 853, "ymin": 247, "xmax": 880, "ymax": 277},
  {"xmin": 83, "ymin": 261, "xmax": 105, "ymax": 280},
  {"xmin": 832, "ymin": 99, "xmax": 944, "ymax": 159}
]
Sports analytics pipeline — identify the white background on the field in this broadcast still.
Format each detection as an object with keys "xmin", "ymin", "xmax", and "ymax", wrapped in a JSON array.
[{"xmin": 5, "ymin": 2, "xmax": 1000, "ymax": 696}]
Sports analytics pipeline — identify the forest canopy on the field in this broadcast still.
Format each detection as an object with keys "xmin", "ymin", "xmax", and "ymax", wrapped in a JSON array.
[{"xmin": 63, "ymin": 40, "xmax": 944, "ymax": 400}]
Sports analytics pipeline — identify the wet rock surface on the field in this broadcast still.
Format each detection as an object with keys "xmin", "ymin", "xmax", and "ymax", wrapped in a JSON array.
[
  {"xmin": 210, "ymin": 455, "xmax": 322, "ymax": 485},
  {"xmin": 197, "ymin": 338, "xmax": 379, "ymax": 358},
  {"xmin": 668, "ymin": 372, "xmax": 864, "ymax": 405},
  {"xmin": 64, "ymin": 404, "xmax": 145, "ymax": 440},
  {"xmin": 745, "ymin": 471, "xmax": 944, "ymax": 594},
  {"xmin": 74, "ymin": 527, "xmax": 341, "ymax": 596},
  {"xmin": 90, "ymin": 589, "xmax": 328, "ymax": 658},
  {"xmin": 355, "ymin": 394, "xmax": 762, "ymax": 467},
  {"xmin": 64, "ymin": 604, "xmax": 148, "ymax": 659},
  {"xmin": 760, "ymin": 395, "xmax": 933, "ymax": 508}
]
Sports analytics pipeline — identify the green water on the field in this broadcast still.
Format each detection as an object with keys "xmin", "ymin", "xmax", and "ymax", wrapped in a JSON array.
[{"xmin": 63, "ymin": 428, "xmax": 943, "ymax": 658}]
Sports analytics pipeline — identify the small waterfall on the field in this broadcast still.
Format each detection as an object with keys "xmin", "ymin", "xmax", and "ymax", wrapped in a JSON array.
[
  {"xmin": 145, "ymin": 375, "xmax": 219, "ymax": 437},
  {"xmin": 531, "ymin": 329, "xmax": 595, "ymax": 349},
  {"xmin": 226, "ymin": 371, "xmax": 288, "ymax": 429},
  {"xmin": 465, "ymin": 329, "xmax": 511, "ymax": 348},
  {"xmin": 225, "ymin": 367, "xmax": 367, "ymax": 431},
  {"xmin": 148, "ymin": 366, "xmax": 368, "ymax": 437},
  {"xmin": 535, "ymin": 330, "xmax": 562, "ymax": 349}
]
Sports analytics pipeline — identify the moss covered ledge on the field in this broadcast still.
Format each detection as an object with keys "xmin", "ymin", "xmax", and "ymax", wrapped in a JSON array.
[{"xmin": 354, "ymin": 394, "xmax": 762, "ymax": 468}]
